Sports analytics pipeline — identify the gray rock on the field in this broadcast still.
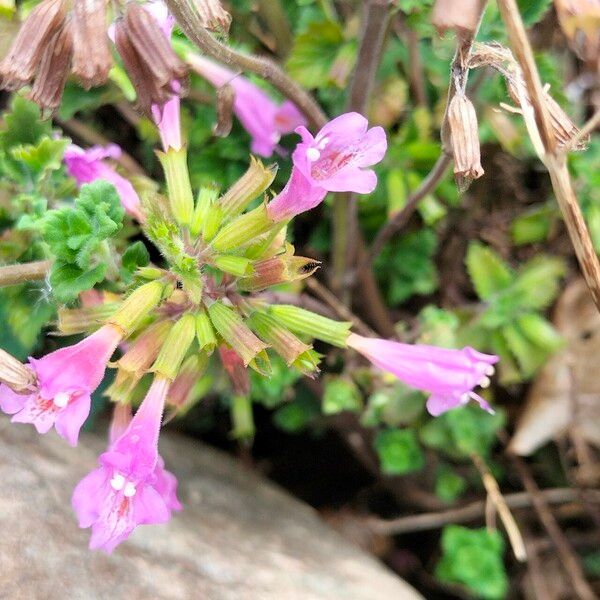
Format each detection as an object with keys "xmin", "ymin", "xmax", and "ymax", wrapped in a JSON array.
[{"xmin": 0, "ymin": 417, "xmax": 422, "ymax": 600}]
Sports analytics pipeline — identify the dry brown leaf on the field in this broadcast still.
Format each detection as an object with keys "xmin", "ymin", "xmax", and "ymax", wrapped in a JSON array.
[{"xmin": 510, "ymin": 279, "xmax": 600, "ymax": 455}]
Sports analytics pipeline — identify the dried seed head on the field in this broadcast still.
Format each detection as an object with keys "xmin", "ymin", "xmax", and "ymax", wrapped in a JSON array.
[
  {"xmin": 0, "ymin": 0, "xmax": 66, "ymax": 90},
  {"xmin": 195, "ymin": 0, "xmax": 232, "ymax": 33},
  {"xmin": 447, "ymin": 93, "xmax": 484, "ymax": 190},
  {"xmin": 506, "ymin": 77, "xmax": 589, "ymax": 150},
  {"xmin": 213, "ymin": 82, "xmax": 235, "ymax": 137},
  {"xmin": 115, "ymin": 2, "xmax": 187, "ymax": 114},
  {"xmin": 554, "ymin": 0, "xmax": 600, "ymax": 69},
  {"xmin": 0, "ymin": 349, "xmax": 36, "ymax": 393},
  {"xmin": 431, "ymin": 0, "xmax": 487, "ymax": 39},
  {"xmin": 28, "ymin": 19, "xmax": 74, "ymax": 115},
  {"xmin": 72, "ymin": 0, "xmax": 112, "ymax": 88}
]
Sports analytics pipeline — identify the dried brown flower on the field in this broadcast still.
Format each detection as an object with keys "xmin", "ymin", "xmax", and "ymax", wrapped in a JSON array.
[
  {"xmin": 0, "ymin": 0, "xmax": 66, "ymax": 90},
  {"xmin": 447, "ymin": 92, "xmax": 484, "ymax": 190},
  {"xmin": 431, "ymin": 0, "xmax": 487, "ymax": 39},
  {"xmin": 0, "ymin": 349, "xmax": 36, "ymax": 393},
  {"xmin": 114, "ymin": 2, "xmax": 187, "ymax": 114},
  {"xmin": 195, "ymin": 0, "xmax": 232, "ymax": 33},
  {"xmin": 213, "ymin": 83, "xmax": 235, "ymax": 137},
  {"xmin": 28, "ymin": 19, "xmax": 74, "ymax": 114},
  {"xmin": 72, "ymin": 0, "xmax": 112, "ymax": 88}
]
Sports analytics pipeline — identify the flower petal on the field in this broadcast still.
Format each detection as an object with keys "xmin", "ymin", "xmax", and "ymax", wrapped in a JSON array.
[
  {"xmin": 0, "ymin": 385, "xmax": 29, "ymax": 415},
  {"xmin": 54, "ymin": 393, "xmax": 91, "ymax": 447}
]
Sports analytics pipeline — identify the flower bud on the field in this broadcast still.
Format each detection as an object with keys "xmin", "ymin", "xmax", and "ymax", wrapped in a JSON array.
[
  {"xmin": 196, "ymin": 311, "xmax": 217, "ymax": 354},
  {"xmin": 212, "ymin": 255, "xmax": 254, "ymax": 277},
  {"xmin": 72, "ymin": 0, "xmax": 112, "ymax": 88},
  {"xmin": 157, "ymin": 147, "xmax": 195, "ymax": 227},
  {"xmin": 166, "ymin": 353, "xmax": 208, "ymax": 409},
  {"xmin": 219, "ymin": 346, "xmax": 250, "ymax": 396},
  {"xmin": 0, "ymin": 0, "xmax": 66, "ymax": 90},
  {"xmin": 109, "ymin": 281, "xmax": 166, "ymax": 336},
  {"xmin": 207, "ymin": 301, "xmax": 269, "ymax": 372},
  {"xmin": 219, "ymin": 157, "xmax": 277, "ymax": 218},
  {"xmin": 247, "ymin": 311, "xmax": 319, "ymax": 375},
  {"xmin": 447, "ymin": 93, "xmax": 484, "ymax": 190},
  {"xmin": 195, "ymin": 0, "xmax": 232, "ymax": 33},
  {"xmin": 239, "ymin": 245, "xmax": 320, "ymax": 292},
  {"xmin": 28, "ymin": 19, "xmax": 73, "ymax": 114},
  {"xmin": 152, "ymin": 314, "xmax": 196, "ymax": 380},
  {"xmin": 432, "ymin": 0, "xmax": 487, "ymax": 39},
  {"xmin": 0, "ymin": 349, "xmax": 36, "ymax": 393},
  {"xmin": 190, "ymin": 185, "xmax": 219, "ymax": 237},
  {"xmin": 57, "ymin": 302, "xmax": 121, "ymax": 335},
  {"xmin": 267, "ymin": 305, "xmax": 352, "ymax": 348},
  {"xmin": 211, "ymin": 204, "xmax": 275, "ymax": 252}
]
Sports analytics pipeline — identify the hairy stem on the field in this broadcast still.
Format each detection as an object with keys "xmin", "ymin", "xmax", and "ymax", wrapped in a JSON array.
[{"xmin": 0, "ymin": 260, "xmax": 52, "ymax": 287}]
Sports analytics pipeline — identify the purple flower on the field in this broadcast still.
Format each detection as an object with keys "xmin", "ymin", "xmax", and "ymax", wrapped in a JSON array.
[
  {"xmin": 64, "ymin": 144, "xmax": 144, "ymax": 221},
  {"xmin": 187, "ymin": 53, "xmax": 306, "ymax": 157},
  {"xmin": 266, "ymin": 112, "xmax": 387, "ymax": 221},
  {"xmin": 346, "ymin": 333, "xmax": 499, "ymax": 416},
  {"xmin": 0, "ymin": 325, "xmax": 123, "ymax": 446},
  {"xmin": 72, "ymin": 377, "xmax": 181, "ymax": 553},
  {"xmin": 292, "ymin": 112, "xmax": 387, "ymax": 193}
]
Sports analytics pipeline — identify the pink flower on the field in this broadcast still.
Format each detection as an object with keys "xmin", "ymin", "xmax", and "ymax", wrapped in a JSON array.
[
  {"xmin": 347, "ymin": 333, "xmax": 499, "ymax": 416},
  {"xmin": 72, "ymin": 377, "xmax": 181, "ymax": 553},
  {"xmin": 0, "ymin": 325, "xmax": 123, "ymax": 446},
  {"xmin": 64, "ymin": 144, "xmax": 144, "ymax": 221},
  {"xmin": 292, "ymin": 112, "xmax": 387, "ymax": 193},
  {"xmin": 187, "ymin": 53, "xmax": 306, "ymax": 157}
]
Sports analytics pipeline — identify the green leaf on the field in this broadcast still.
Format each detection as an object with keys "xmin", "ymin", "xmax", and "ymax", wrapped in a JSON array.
[
  {"xmin": 466, "ymin": 242, "xmax": 513, "ymax": 301},
  {"xmin": 49, "ymin": 262, "xmax": 107, "ymax": 304},
  {"xmin": 286, "ymin": 20, "xmax": 345, "ymax": 88},
  {"xmin": 10, "ymin": 136, "xmax": 69, "ymax": 179},
  {"xmin": 517, "ymin": 0, "xmax": 552, "ymax": 27},
  {"xmin": 374, "ymin": 428, "xmax": 424, "ymax": 475},
  {"xmin": 516, "ymin": 312, "xmax": 563, "ymax": 352},
  {"xmin": 435, "ymin": 466, "xmax": 467, "ymax": 503},
  {"xmin": 322, "ymin": 377, "xmax": 362, "ymax": 415},
  {"xmin": 436, "ymin": 526, "xmax": 508, "ymax": 600},
  {"xmin": 0, "ymin": 95, "xmax": 51, "ymax": 153},
  {"xmin": 501, "ymin": 322, "xmax": 549, "ymax": 378},
  {"xmin": 512, "ymin": 256, "xmax": 566, "ymax": 310},
  {"xmin": 273, "ymin": 387, "xmax": 320, "ymax": 433},
  {"xmin": 121, "ymin": 241, "xmax": 150, "ymax": 282},
  {"xmin": 510, "ymin": 204, "xmax": 555, "ymax": 245}
]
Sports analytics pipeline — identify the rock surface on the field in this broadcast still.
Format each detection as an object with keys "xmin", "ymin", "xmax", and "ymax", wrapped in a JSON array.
[{"xmin": 0, "ymin": 418, "xmax": 422, "ymax": 600}]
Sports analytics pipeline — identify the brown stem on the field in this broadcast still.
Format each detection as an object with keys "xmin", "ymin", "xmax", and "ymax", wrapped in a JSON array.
[
  {"xmin": 508, "ymin": 451, "xmax": 597, "ymax": 600},
  {"xmin": 0, "ymin": 260, "xmax": 52, "ymax": 287},
  {"xmin": 497, "ymin": 0, "xmax": 600, "ymax": 312},
  {"xmin": 368, "ymin": 487, "xmax": 600, "ymax": 535},
  {"xmin": 164, "ymin": 0, "xmax": 327, "ymax": 129},
  {"xmin": 332, "ymin": 0, "xmax": 392, "ymax": 298}
]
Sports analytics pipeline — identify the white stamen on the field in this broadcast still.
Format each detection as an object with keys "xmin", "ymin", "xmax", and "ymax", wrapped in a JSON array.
[
  {"xmin": 306, "ymin": 147, "xmax": 321, "ymax": 161},
  {"xmin": 123, "ymin": 482, "xmax": 137, "ymax": 497},
  {"xmin": 484, "ymin": 365, "xmax": 495, "ymax": 376},
  {"xmin": 110, "ymin": 473, "xmax": 126, "ymax": 491},
  {"xmin": 479, "ymin": 376, "xmax": 491, "ymax": 389},
  {"xmin": 53, "ymin": 392, "xmax": 70, "ymax": 408}
]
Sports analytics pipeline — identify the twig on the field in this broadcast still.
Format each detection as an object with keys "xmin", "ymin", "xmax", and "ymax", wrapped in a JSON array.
[
  {"xmin": 364, "ymin": 152, "xmax": 452, "ymax": 267},
  {"xmin": 164, "ymin": 0, "xmax": 328, "ymax": 129},
  {"xmin": 508, "ymin": 451, "xmax": 598, "ymax": 600},
  {"xmin": 305, "ymin": 278, "xmax": 376, "ymax": 337},
  {"xmin": 472, "ymin": 453, "xmax": 527, "ymax": 562},
  {"xmin": 0, "ymin": 260, "xmax": 52, "ymax": 287},
  {"xmin": 497, "ymin": 0, "xmax": 600, "ymax": 313},
  {"xmin": 368, "ymin": 487, "xmax": 600, "ymax": 535}
]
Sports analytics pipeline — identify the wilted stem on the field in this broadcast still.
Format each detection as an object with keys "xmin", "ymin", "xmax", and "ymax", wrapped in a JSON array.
[
  {"xmin": 0, "ymin": 260, "xmax": 52, "ymax": 287},
  {"xmin": 497, "ymin": 0, "xmax": 600, "ymax": 313},
  {"xmin": 164, "ymin": 0, "xmax": 327, "ymax": 129}
]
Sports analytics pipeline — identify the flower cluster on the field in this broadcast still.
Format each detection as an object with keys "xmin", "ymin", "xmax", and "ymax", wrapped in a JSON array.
[{"xmin": 0, "ymin": 0, "xmax": 499, "ymax": 554}]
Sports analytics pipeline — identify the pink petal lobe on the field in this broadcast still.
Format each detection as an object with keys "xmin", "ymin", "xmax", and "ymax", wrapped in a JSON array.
[
  {"xmin": 54, "ymin": 393, "xmax": 92, "ymax": 447},
  {"xmin": 0, "ymin": 385, "xmax": 29, "ymax": 414}
]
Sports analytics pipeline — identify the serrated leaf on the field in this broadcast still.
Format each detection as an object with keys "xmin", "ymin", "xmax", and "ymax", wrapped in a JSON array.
[
  {"xmin": 0, "ymin": 95, "xmax": 51, "ymax": 153},
  {"xmin": 322, "ymin": 377, "xmax": 362, "ymax": 414},
  {"xmin": 121, "ymin": 241, "xmax": 150, "ymax": 282},
  {"xmin": 512, "ymin": 256, "xmax": 566, "ymax": 310},
  {"xmin": 516, "ymin": 312, "xmax": 563, "ymax": 352},
  {"xmin": 286, "ymin": 20, "xmax": 345, "ymax": 88},
  {"xmin": 49, "ymin": 262, "xmax": 107, "ymax": 303},
  {"xmin": 501, "ymin": 322, "xmax": 549, "ymax": 378},
  {"xmin": 466, "ymin": 242, "xmax": 514, "ymax": 301},
  {"xmin": 10, "ymin": 136, "xmax": 69, "ymax": 179},
  {"xmin": 436, "ymin": 526, "xmax": 508, "ymax": 600},
  {"xmin": 374, "ymin": 428, "xmax": 424, "ymax": 475}
]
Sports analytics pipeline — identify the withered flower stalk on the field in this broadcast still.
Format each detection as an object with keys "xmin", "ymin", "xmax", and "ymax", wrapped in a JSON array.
[{"xmin": 72, "ymin": 0, "xmax": 112, "ymax": 88}]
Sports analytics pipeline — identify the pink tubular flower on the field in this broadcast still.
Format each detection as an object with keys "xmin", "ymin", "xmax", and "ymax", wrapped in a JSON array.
[
  {"xmin": 72, "ymin": 377, "xmax": 181, "ymax": 553},
  {"xmin": 347, "ymin": 333, "xmax": 499, "ymax": 416},
  {"xmin": 266, "ymin": 112, "xmax": 387, "ymax": 221},
  {"xmin": 292, "ymin": 112, "xmax": 387, "ymax": 193},
  {"xmin": 187, "ymin": 53, "xmax": 306, "ymax": 157},
  {"xmin": 64, "ymin": 144, "xmax": 144, "ymax": 221},
  {"xmin": 0, "ymin": 324, "xmax": 123, "ymax": 446}
]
